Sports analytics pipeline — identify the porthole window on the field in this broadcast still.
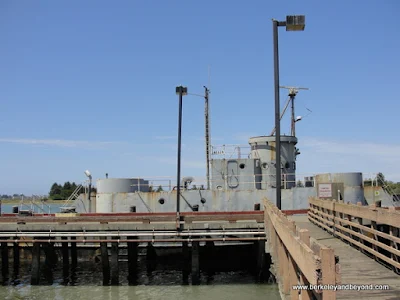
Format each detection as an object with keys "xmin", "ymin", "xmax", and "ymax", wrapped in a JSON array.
[
  {"xmin": 158, "ymin": 198, "xmax": 165, "ymax": 205},
  {"xmin": 239, "ymin": 163, "xmax": 245, "ymax": 169},
  {"xmin": 262, "ymin": 163, "xmax": 268, "ymax": 169}
]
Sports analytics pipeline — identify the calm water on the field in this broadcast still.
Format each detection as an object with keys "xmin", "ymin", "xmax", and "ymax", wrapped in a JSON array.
[
  {"xmin": 0, "ymin": 204, "xmax": 281, "ymax": 299},
  {"xmin": 0, "ymin": 254, "xmax": 281, "ymax": 300},
  {"xmin": 0, "ymin": 284, "xmax": 281, "ymax": 300}
]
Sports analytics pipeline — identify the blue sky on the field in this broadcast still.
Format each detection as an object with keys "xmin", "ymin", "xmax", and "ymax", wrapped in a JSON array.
[{"xmin": 1, "ymin": 1, "xmax": 399, "ymax": 195}]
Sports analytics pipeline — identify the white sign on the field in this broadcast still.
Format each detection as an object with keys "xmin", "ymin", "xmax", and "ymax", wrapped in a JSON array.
[{"xmin": 318, "ymin": 183, "xmax": 332, "ymax": 198}]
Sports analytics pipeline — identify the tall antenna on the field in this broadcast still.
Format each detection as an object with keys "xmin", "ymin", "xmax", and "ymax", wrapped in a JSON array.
[
  {"xmin": 205, "ymin": 65, "xmax": 211, "ymax": 190},
  {"xmin": 270, "ymin": 86, "xmax": 309, "ymax": 136}
]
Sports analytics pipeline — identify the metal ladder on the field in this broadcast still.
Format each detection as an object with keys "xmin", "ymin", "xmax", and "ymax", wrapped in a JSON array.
[
  {"xmin": 381, "ymin": 182, "xmax": 400, "ymax": 207},
  {"xmin": 61, "ymin": 184, "xmax": 83, "ymax": 209}
]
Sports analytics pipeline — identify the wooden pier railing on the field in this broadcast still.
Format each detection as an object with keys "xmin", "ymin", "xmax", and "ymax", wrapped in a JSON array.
[
  {"xmin": 308, "ymin": 197, "xmax": 400, "ymax": 274},
  {"xmin": 264, "ymin": 198, "xmax": 341, "ymax": 300}
]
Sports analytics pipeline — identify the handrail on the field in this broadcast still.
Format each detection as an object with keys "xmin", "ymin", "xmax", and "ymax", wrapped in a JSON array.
[
  {"xmin": 264, "ymin": 198, "xmax": 340, "ymax": 300},
  {"xmin": 61, "ymin": 184, "xmax": 83, "ymax": 208},
  {"xmin": 91, "ymin": 173, "xmax": 385, "ymax": 192},
  {"xmin": 308, "ymin": 197, "xmax": 400, "ymax": 274}
]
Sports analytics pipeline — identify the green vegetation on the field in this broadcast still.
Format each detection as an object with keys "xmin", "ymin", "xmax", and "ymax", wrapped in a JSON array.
[
  {"xmin": 296, "ymin": 180, "xmax": 304, "ymax": 187},
  {"xmin": 49, "ymin": 182, "xmax": 97, "ymax": 200},
  {"xmin": 364, "ymin": 172, "xmax": 400, "ymax": 194},
  {"xmin": 148, "ymin": 185, "xmax": 166, "ymax": 192}
]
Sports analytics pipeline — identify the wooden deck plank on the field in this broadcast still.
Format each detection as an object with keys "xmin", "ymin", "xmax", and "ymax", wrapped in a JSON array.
[{"xmin": 290, "ymin": 215, "xmax": 400, "ymax": 300}]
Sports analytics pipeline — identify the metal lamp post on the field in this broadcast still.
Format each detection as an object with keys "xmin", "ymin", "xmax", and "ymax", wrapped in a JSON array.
[
  {"xmin": 272, "ymin": 15, "xmax": 305, "ymax": 210},
  {"xmin": 175, "ymin": 85, "xmax": 187, "ymax": 231}
]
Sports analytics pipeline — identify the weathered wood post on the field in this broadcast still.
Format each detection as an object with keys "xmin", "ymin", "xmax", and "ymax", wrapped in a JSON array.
[
  {"xmin": 321, "ymin": 247, "xmax": 336, "ymax": 300},
  {"xmin": 255, "ymin": 235, "xmax": 266, "ymax": 281},
  {"xmin": 61, "ymin": 236, "xmax": 69, "ymax": 284},
  {"xmin": 282, "ymin": 247, "xmax": 290, "ymax": 295},
  {"xmin": 146, "ymin": 242, "xmax": 157, "ymax": 274},
  {"xmin": 100, "ymin": 238, "xmax": 110, "ymax": 285},
  {"xmin": 203, "ymin": 239, "xmax": 215, "ymax": 277},
  {"xmin": 70, "ymin": 236, "xmax": 77, "ymax": 267},
  {"xmin": 61, "ymin": 237, "xmax": 69, "ymax": 268},
  {"xmin": 127, "ymin": 236, "xmax": 138, "ymax": 284},
  {"xmin": 110, "ymin": 236, "xmax": 119, "ymax": 285},
  {"xmin": 31, "ymin": 239, "xmax": 41, "ymax": 285},
  {"xmin": 298, "ymin": 229, "xmax": 312, "ymax": 300},
  {"xmin": 191, "ymin": 241, "xmax": 200, "ymax": 285},
  {"xmin": 13, "ymin": 238, "xmax": 19, "ymax": 277},
  {"xmin": 42, "ymin": 242, "xmax": 55, "ymax": 284},
  {"xmin": 1, "ymin": 237, "xmax": 9, "ymax": 280},
  {"xmin": 182, "ymin": 239, "xmax": 189, "ymax": 284}
]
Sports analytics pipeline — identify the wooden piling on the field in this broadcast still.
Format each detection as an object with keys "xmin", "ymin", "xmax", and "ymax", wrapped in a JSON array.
[
  {"xmin": 191, "ymin": 241, "xmax": 200, "ymax": 285},
  {"xmin": 42, "ymin": 242, "xmax": 54, "ymax": 284},
  {"xmin": 146, "ymin": 242, "xmax": 157, "ymax": 274},
  {"xmin": 100, "ymin": 239, "xmax": 110, "ymax": 285},
  {"xmin": 110, "ymin": 236, "xmax": 119, "ymax": 285},
  {"xmin": 61, "ymin": 237, "xmax": 69, "ymax": 284},
  {"xmin": 70, "ymin": 236, "xmax": 77, "ymax": 267},
  {"xmin": 1, "ymin": 238, "xmax": 9, "ymax": 279},
  {"xmin": 61, "ymin": 237, "xmax": 69, "ymax": 268},
  {"xmin": 31, "ymin": 240, "xmax": 40, "ymax": 285},
  {"xmin": 127, "ymin": 236, "xmax": 138, "ymax": 284},
  {"xmin": 204, "ymin": 239, "xmax": 215, "ymax": 276},
  {"xmin": 182, "ymin": 240, "xmax": 189, "ymax": 284},
  {"xmin": 256, "ymin": 236, "xmax": 266, "ymax": 281},
  {"xmin": 13, "ymin": 238, "xmax": 19, "ymax": 277}
]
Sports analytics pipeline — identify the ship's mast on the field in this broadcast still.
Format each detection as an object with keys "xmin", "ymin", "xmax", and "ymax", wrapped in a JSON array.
[
  {"xmin": 204, "ymin": 86, "xmax": 211, "ymax": 190},
  {"xmin": 270, "ymin": 86, "xmax": 309, "ymax": 136}
]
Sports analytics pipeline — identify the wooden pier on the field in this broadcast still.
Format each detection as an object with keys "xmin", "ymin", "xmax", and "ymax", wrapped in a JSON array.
[
  {"xmin": 264, "ymin": 197, "xmax": 400, "ymax": 300},
  {"xmin": 0, "ymin": 211, "xmax": 271, "ymax": 286},
  {"xmin": 0, "ymin": 200, "xmax": 399, "ymax": 300}
]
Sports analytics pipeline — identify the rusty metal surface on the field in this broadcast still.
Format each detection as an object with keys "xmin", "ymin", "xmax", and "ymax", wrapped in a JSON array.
[
  {"xmin": 0, "ymin": 211, "xmax": 265, "ymax": 224},
  {"xmin": 0, "ymin": 210, "xmax": 308, "ymax": 228},
  {"xmin": 0, "ymin": 237, "xmax": 265, "ymax": 243},
  {"xmin": 0, "ymin": 210, "xmax": 306, "ymax": 222}
]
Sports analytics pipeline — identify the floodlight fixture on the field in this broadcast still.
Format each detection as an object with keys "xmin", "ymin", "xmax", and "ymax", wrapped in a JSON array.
[
  {"xmin": 84, "ymin": 170, "xmax": 91, "ymax": 178},
  {"xmin": 176, "ymin": 86, "xmax": 188, "ymax": 96},
  {"xmin": 285, "ymin": 15, "xmax": 305, "ymax": 31}
]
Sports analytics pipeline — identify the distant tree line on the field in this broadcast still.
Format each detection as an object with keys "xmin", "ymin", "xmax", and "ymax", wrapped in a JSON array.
[
  {"xmin": 49, "ymin": 182, "xmax": 97, "ymax": 200},
  {"xmin": 0, "ymin": 194, "xmax": 26, "ymax": 199},
  {"xmin": 364, "ymin": 172, "xmax": 400, "ymax": 194}
]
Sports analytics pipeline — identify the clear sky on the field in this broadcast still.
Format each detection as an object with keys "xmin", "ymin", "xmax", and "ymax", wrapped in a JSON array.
[{"xmin": 1, "ymin": 0, "xmax": 399, "ymax": 195}]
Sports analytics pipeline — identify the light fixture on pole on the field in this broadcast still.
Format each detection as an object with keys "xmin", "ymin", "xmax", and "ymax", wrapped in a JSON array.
[
  {"xmin": 175, "ymin": 85, "xmax": 187, "ymax": 231},
  {"xmin": 272, "ymin": 15, "xmax": 305, "ymax": 210},
  {"xmin": 84, "ymin": 170, "xmax": 92, "ymax": 212}
]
